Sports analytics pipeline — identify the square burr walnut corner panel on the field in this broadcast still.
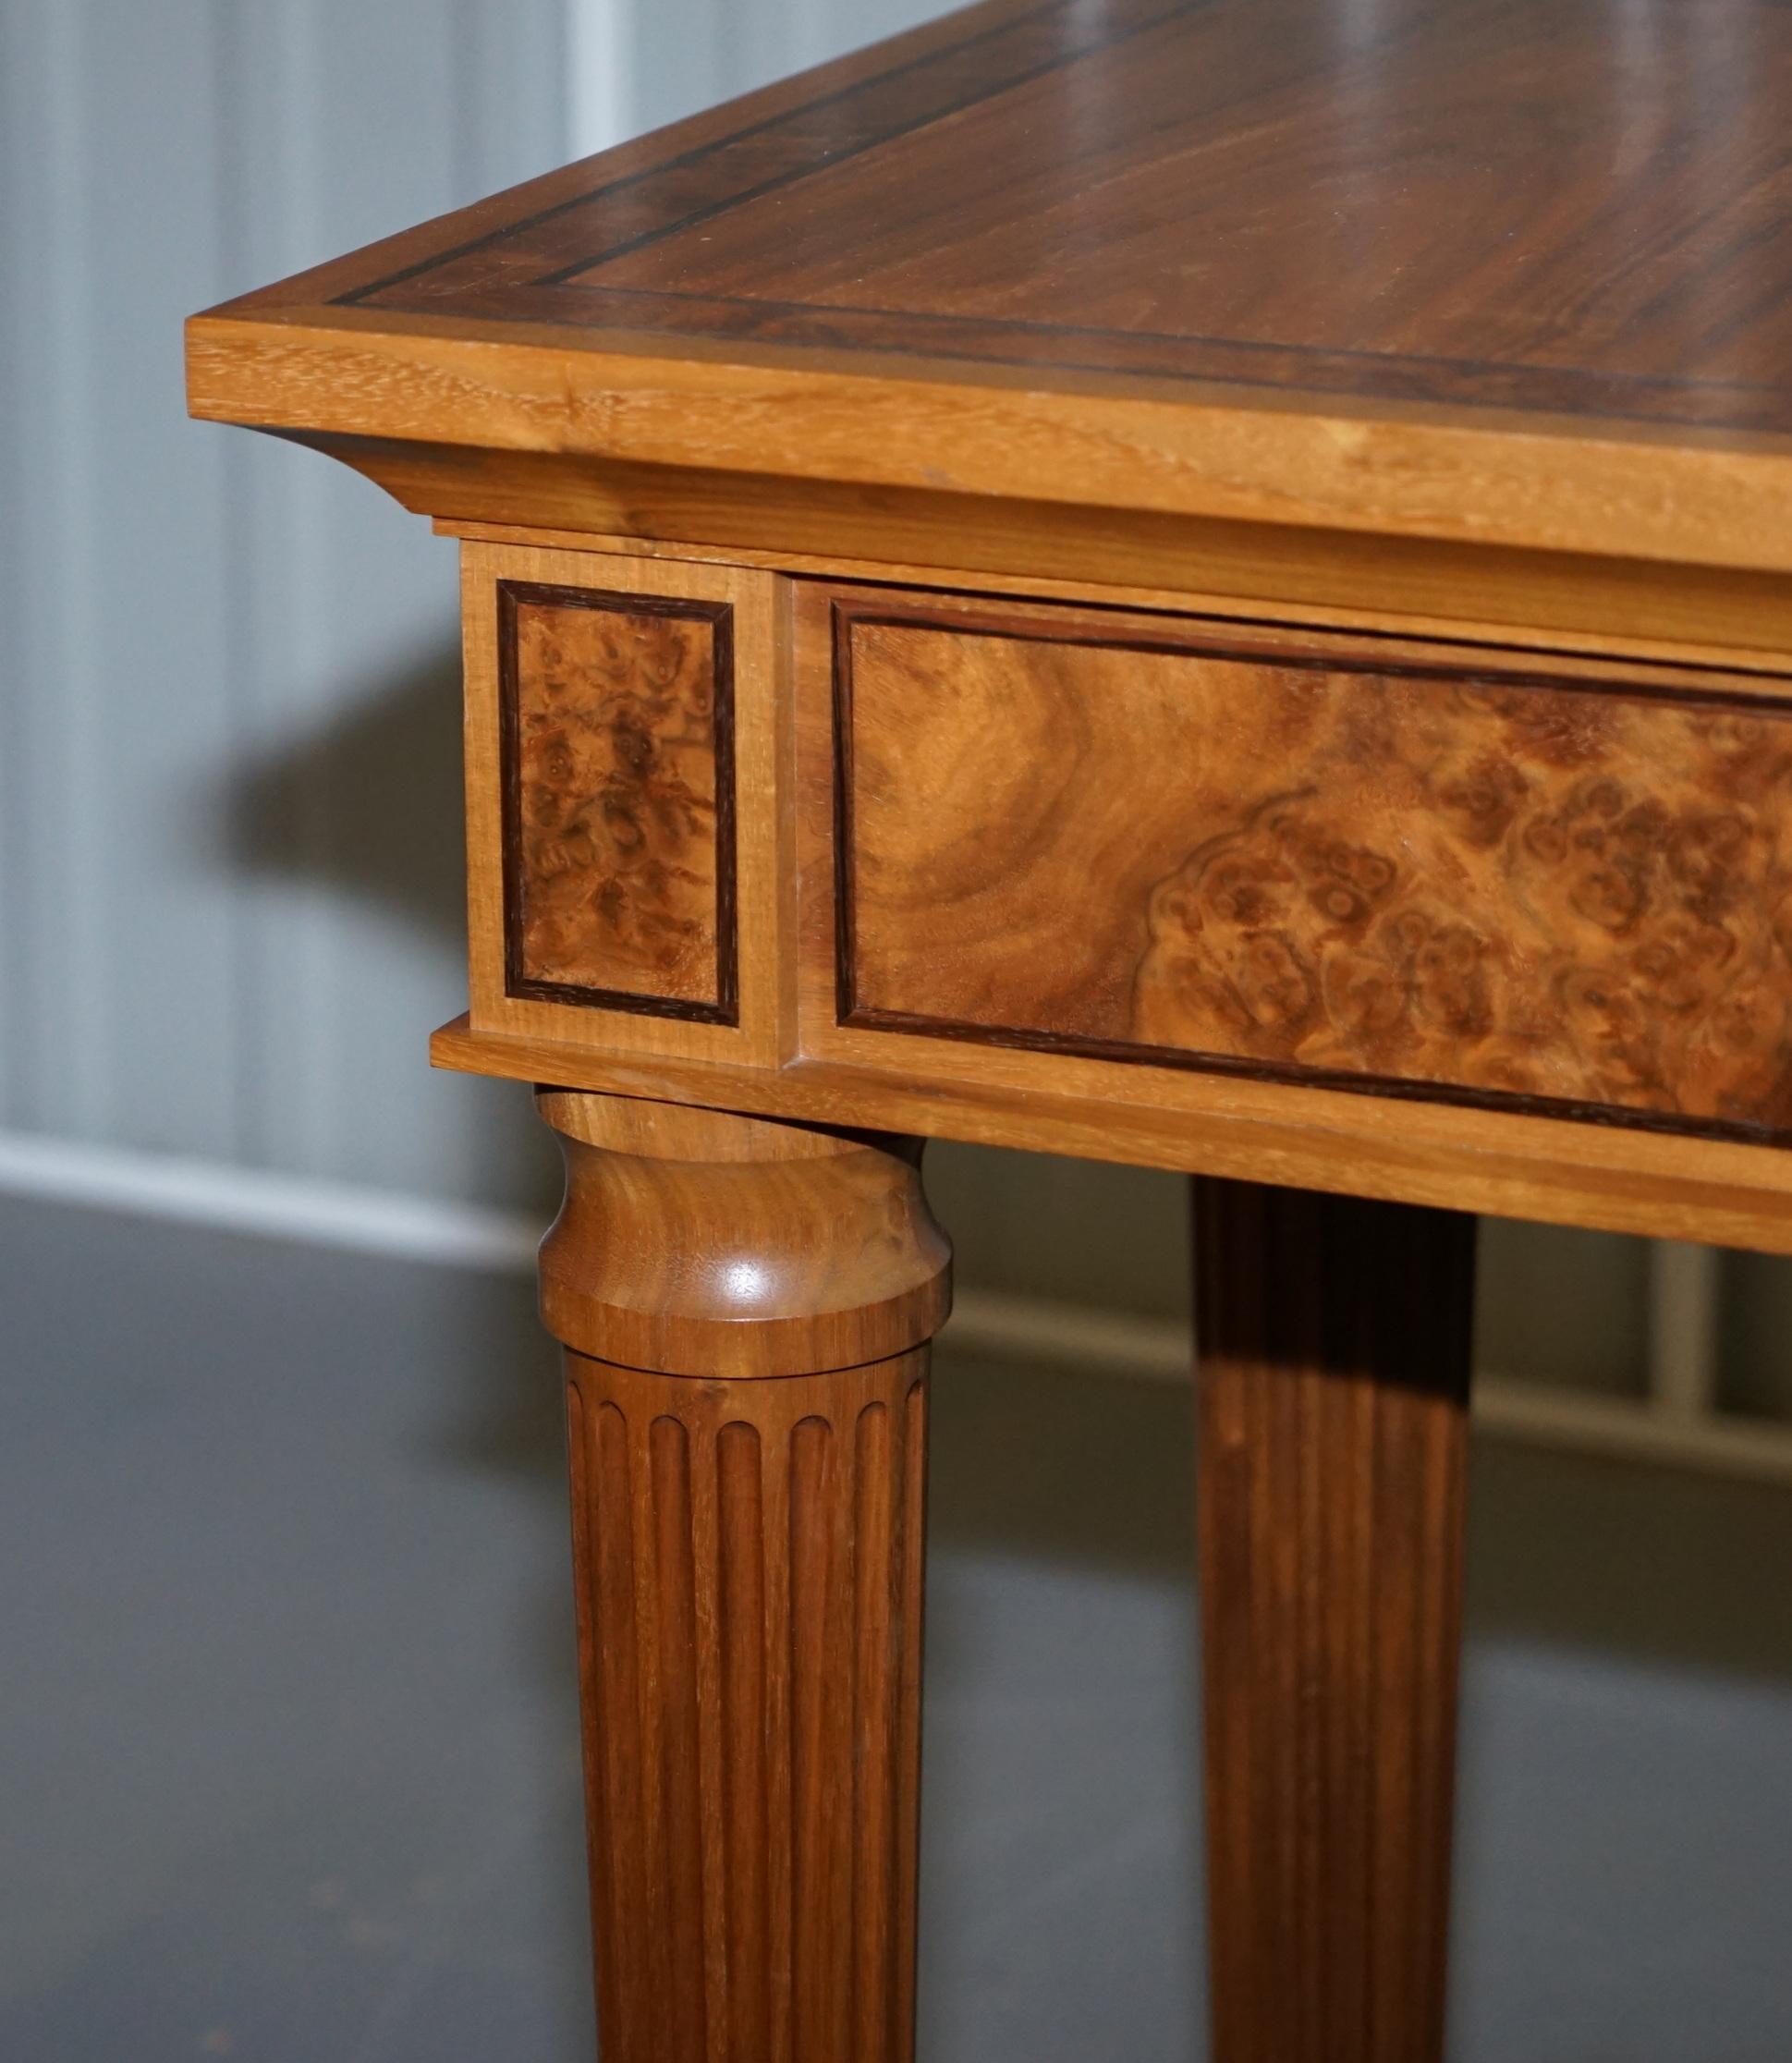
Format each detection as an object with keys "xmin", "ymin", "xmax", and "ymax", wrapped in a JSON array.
[{"xmin": 461, "ymin": 543, "xmax": 786, "ymax": 1064}]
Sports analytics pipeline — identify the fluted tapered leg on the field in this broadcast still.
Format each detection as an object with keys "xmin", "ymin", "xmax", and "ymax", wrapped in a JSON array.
[
  {"xmin": 537, "ymin": 1091, "xmax": 951, "ymax": 2063},
  {"xmin": 1193, "ymin": 1178, "xmax": 1475, "ymax": 2063}
]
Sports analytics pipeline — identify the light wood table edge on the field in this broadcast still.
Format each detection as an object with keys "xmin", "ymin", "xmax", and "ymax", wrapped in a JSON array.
[
  {"xmin": 431, "ymin": 1016, "xmax": 1792, "ymax": 1256},
  {"xmin": 184, "ymin": 309, "xmax": 1792, "ymax": 580},
  {"xmin": 437, "ymin": 517, "xmax": 1792, "ymax": 681}
]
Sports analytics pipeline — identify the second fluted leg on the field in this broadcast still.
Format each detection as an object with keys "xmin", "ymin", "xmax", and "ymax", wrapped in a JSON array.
[{"xmin": 1194, "ymin": 1176, "xmax": 1474, "ymax": 2063}]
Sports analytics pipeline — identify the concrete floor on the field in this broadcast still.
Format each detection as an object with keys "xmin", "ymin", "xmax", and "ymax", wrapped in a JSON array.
[{"xmin": 4, "ymin": 1193, "xmax": 1792, "ymax": 2059}]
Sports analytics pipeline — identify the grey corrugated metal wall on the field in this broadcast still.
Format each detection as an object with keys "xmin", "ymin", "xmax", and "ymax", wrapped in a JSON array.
[
  {"xmin": 0, "ymin": 0, "xmax": 568, "ymax": 1208},
  {"xmin": 0, "ymin": 0, "xmax": 944, "ymax": 1212}
]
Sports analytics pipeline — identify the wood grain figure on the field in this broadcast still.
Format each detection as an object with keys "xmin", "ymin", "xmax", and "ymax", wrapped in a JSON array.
[
  {"xmin": 502, "ymin": 580, "xmax": 733, "ymax": 1016},
  {"xmin": 834, "ymin": 599, "xmax": 1792, "ymax": 1140}
]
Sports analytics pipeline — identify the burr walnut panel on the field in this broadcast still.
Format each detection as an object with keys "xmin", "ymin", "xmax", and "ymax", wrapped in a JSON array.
[
  {"xmin": 834, "ymin": 604, "xmax": 1792, "ymax": 1141},
  {"xmin": 500, "ymin": 580, "xmax": 735, "ymax": 1020}
]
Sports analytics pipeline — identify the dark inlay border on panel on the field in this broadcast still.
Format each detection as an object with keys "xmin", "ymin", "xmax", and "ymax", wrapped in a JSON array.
[{"xmin": 498, "ymin": 578, "xmax": 739, "ymax": 1026}]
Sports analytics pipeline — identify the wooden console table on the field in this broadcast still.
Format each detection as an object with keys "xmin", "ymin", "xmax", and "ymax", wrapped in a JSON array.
[{"xmin": 188, "ymin": 1, "xmax": 1792, "ymax": 2054}]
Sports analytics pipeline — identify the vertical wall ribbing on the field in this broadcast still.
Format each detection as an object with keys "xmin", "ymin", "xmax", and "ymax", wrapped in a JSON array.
[{"xmin": 0, "ymin": 0, "xmax": 567, "ymax": 1199}]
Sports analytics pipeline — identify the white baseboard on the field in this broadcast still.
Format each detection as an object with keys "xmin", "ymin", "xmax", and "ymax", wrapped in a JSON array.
[
  {"xmin": 1473, "ymin": 1378, "xmax": 1792, "ymax": 1485},
  {"xmin": 944, "ymin": 1288, "xmax": 1191, "ymax": 1380},
  {"xmin": 942, "ymin": 1298, "xmax": 1792, "ymax": 1486},
  {"xmin": 5, "ymin": 1128, "xmax": 1790, "ymax": 1484},
  {"xmin": 0, "ymin": 1131, "xmax": 1183, "ymax": 1359},
  {"xmin": 0, "ymin": 1130, "xmax": 541, "ymax": 1274}
]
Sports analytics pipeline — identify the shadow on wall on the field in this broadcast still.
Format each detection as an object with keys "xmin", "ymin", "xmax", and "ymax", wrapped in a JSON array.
[
  {"xmin": 201, "ymin": 616, "xmax": 560, "ymax": 1208},
  {"xmin": 221, "ymin": 639, "xmax": 469, "ymax": 945}
]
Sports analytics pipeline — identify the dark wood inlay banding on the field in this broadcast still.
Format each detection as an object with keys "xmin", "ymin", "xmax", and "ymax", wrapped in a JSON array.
[{"xmin": 337, "ymin": 0, "xmax": 1792, "ymax": 438}]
